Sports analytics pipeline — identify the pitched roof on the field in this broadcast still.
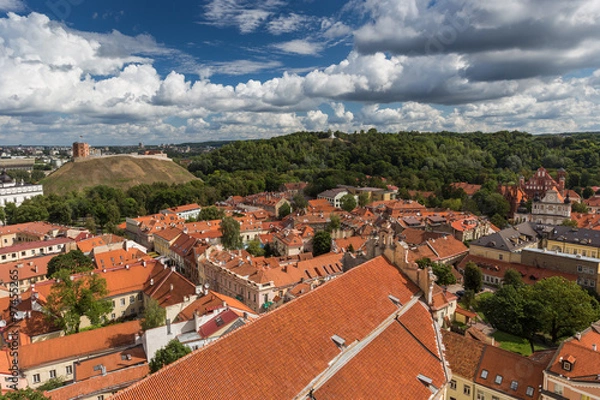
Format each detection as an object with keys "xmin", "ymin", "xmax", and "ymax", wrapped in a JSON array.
[
  {"xmin": 0, "ymin": 237, "xmax": 73, "ymax": 256},
  {"xmin": 0, "ymin": 254, "xmax": 54, "ymax": 283},
  {"xmin": 93, "ymin": 248, "xmax": 151, "ymax": 269},
  {"xmin": 451, "ymin": 182, "xmax": 482, "ymax": 196},
  {"xmin": 475, "ymin": 345, "xmax": 548, "ymax": 399},
  {"xmin": 470, "ymin": 221, "xmax": 542, "ymax": 252},
  {"xmin": 0, "ymin": 221, "xmax": 63, "ymax": 238},
  {"xmin": 76, "ymin": 234, "xmax": 126, "ymax": 254},
  {"xmin": 176, "ymin": 290, "xmax": 254, "ymax": 322},
  {"xmin": 112, "ymin": 256, "xmax": 426, "ymax": 400},
  {"xmin": 547, "ymin": 323, "xmax": 600, "ymax": 383},
  {"xmin": 19, "ymin": 320, "xmax": 141, "ymax": 369},
  {"xmin": 74, "ymin": 345, "xmax": 146, "ymax": 381},
  {"xmin": 314, "ymin": 302, "xmax": 445, "ymax": 400},
  {"xmin": 45, "ymin": 364, "xmax": 149, "ymax": 400}
]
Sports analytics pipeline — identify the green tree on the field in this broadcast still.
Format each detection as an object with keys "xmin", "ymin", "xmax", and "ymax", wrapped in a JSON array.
[
  {"xmin": 0, "ymin": 388, "xmax": 51, "ymax": 400},
  {"xmin": 46, "ymin": 250, "xmax": 94, "ymax": 278},
  {"xmin": 221, "ymin": 216, "xmax": 242, "ymax": 250},
  {"xmin": 44, "ymin": 269, "xmax": 113, "ymax": 334},
  {"xmin": 245, "ymin": 239, "xmax": 265, "ymax": 257},
  {"xmin": 431, "ymin": 262, "xmax": 457, "ymax": 286},
  {"xmin": 479, "ymin": 285, "xmax": 543, "ymax": 353},
  {"xmin": 490, "ymin": 213, "xmax": 508, "ymax": 229},
  {"xmin": 0, "ymin": 206, "xmax": 5, "ymax": 224},
  {"xmin": 36, "ymin": 377, "xmax": 64, "ymax": 391},
  {"xmin": 149, "ymin": 339, "xmax": 192, "ymax": 373},
  {"xmin": 464, "ymin": 262, "xmax": 483, "ymax": 293},
  {"xmin": 582, "ymin": 187, "xmax": 595, "ymax": 199},
  {"xmin": 141, "ymin": 298, "xmax": 166, "ymax": 331},
  {"xmin": 571, "ymin": 202, "xmax": 588, "ymax": 213},
  {"xmin": 560, "ymin": 219, "xmax": 578, "ymax": 227},
  {"xmin": 326, "ymin": 213, "xmax": 341, "ymax": 232},
  {"xmin": 292, "ymin": 193, "xmax": 308, "ymax": 210},
  {"xmin": 340, "ymin": 194, "xmax": 357, "ymax": 212},
  {"xmin": 312, "ymin": 231, "xmax": 331, "ymax": 256},
  {"xmin": 502, "ymin": 268, "xmax": 524, "ymax": 288},
  {"xmin": 15, "ymin": 204, "xmax": 49, "ymax": 223},
  {"xmin": 532, "ymin": 277, "xmax": 600, "ymax": 343},
  {"xmin": 278, "ymin": 202, "xmax": 291, "ymax": 219},
  {"xmin": 358, "ymin": 192, "xmax": 370, "ymax": 207},
  {"xmin": 48, "ymin": 202, "xmax": 72, "ymax": 225},
  {"xmin": 198, "ymin": 206, "xmax": 224, "ymax": 221}
]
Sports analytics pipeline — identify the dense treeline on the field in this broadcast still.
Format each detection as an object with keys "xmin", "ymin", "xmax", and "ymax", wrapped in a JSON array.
[
  {"xmin": 186, "ymin": 130, "xmax": 600, "ymax": 196},
  {"xmin": 2, "ymin": 130, "xmax": 600, "ymax": 229}
]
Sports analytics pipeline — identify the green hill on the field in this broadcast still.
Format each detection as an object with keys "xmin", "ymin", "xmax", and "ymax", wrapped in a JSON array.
[{"xmin": 42, "ymin": 155, "xmax": 198, "ymax": 195}]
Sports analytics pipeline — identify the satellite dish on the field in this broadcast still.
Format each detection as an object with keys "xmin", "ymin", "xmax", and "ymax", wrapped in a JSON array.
[{"xmin": 204, "ymin": 283, "xmax": 210, "ymax": 289}]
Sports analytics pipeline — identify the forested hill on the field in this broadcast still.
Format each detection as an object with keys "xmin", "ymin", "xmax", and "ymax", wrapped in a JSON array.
[{"xmin": 186, "ymin": 130, "xmax": 600, "ymax": 197}]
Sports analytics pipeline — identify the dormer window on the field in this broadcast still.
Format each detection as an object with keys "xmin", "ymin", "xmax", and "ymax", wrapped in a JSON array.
[
  {"xmin": 480, "ymin": 369, "xmax": 488, "ymax": 379},
  {"xmin": 563, "ymin": 360, "xmax": 571, "ymax": 371},
  {"xmin": 494, "ymin": 375, "xmax": 503, "ymax": 384}
]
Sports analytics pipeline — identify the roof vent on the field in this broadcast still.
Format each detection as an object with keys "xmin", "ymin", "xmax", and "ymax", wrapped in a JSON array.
[
  {"xmin": 331, "ymin": 334, "xmax": 346, "ymax": 349},
  {"xmin": 417, "ymin": 374, "xmax": 433, "ymax": 385},
  {"xmin": 388, "ymin": 294, "xmax": 401, "ymax": 306}
]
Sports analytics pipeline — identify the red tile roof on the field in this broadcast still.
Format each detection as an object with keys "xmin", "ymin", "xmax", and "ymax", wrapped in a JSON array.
[
  {"xmin": 0, "ymin": 254, "xmax": 54, "ymax": 283},
  {"xmin": 315, "ymin": 302, "xmax": 445, "ymax": 400},
  {"xmin": 45, "ymin": 364, "xmax": 149, "ymax": 400},
  {"xmin": 176, "ymin": 291, "xmax": 254, "ymax": 322},
  {"xmin": 76, "ymin": 234, "xmax": 126, "ymax": 254},
  {"xmin": 547, "ymin": 323, "xmax": 600, "ymax": 383},
  {"xmin": 19, "ymin": 321, "xmax": 141, "ymax": 369},
  {"xmin": 112, "ymin": 256, "xmax": 426, "ymax": 400},
  {"xmin": 75, "ymin": 345, "xmax": 146, "ymax": 381},
  {"xmin": 442, "ymin": 330, "xmax": 486, "ymax": 380}
]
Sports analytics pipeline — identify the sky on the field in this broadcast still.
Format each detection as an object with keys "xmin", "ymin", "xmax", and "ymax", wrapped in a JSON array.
[{"xmin": 0, "ymin": 0, "xmax": 599, "ymax": 145}]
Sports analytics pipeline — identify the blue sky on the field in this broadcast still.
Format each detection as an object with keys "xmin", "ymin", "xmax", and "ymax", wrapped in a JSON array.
[{"xmin": 0, "ymin": 0, "xmax": 600, "ymax": 145}]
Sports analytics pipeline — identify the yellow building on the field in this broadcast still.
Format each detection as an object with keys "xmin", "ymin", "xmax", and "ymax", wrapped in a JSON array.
[{"xmin": 469, "ymin": 222, "xmax": 541, "ymax": 263}]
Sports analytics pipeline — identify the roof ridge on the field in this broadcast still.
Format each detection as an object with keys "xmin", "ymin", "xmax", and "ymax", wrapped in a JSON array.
[{"xmin": 294, "ymin": 293, "xmax": 423, "ymax": 398}]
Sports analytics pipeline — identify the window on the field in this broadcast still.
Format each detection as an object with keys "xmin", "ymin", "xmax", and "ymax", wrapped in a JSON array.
[
  {"xmin": 130, "ymin": 295, "xmax": 135, "ymax": 304},
  {"xmin": 111, "ymin": 313, "xmax": 116, "ymax": 319},
  {"xmin": 112, "ymin": 300, "xmax": 116, "ymax": 308},
  {"xmin": 97, "ymin": 396, "xmax": 104, "ymax": 400},
  {"xmin": 120, "ymin": 298, "xmax": 126, "ymax": 306},
  {"xmin": 492, "ymin": 397, "xmax": 499, "ymax": 400},
  {"xmin": 510, "ymin": 380, "xmax": 518, "ymax": 391},
  {"xmin": 66, "ymin": 365, "xmax": 73, "ymax": 375},
  {"xmin": 554, "ymin": 384, "xmax": 563, "ymax": 395},
  {"xmin": 525, "ymin": 386, "xmax": 534, "ymax": 397},
  {"xmin": 563, "ymin": 361, "xmax": 571, "ymax": 371},
  {"xmin": 498, "ymin": 254, "xmax": 503, "ymax": 260},
  {"xmin": 476, "ymin": 391, "xmax": 485, "ymax": 400},
  {"xmin": 137, "ymin": 293, "xmax": 143, "ymax": 301},
  {"xmin": 49, "ymin": 370, "xmax": 56, "ymax": 378},
  {"xmin": 494, "ymin": 375, "xmax": 503, "ymax": 384},
  {"xmin": 449, "ymin": 380, "xmax": 456, "ymax": 390},
  {"xmin": 463, "ymin": 385, "xmax": 471, "ymax": 395},
  {"xmin": 480, "ymin": 369, "xmax": 488, "ymax": 379},
  {"xmin": 33, "ymin": 374, "xmax": 40, "ymax": 383}
]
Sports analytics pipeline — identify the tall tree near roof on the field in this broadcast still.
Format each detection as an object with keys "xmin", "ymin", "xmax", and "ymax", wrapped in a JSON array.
[
  {"xmin": 312, "ymin": 231, "xmax": 331, "ymax": 256},
  {"xmin": 44, "ymin": 269, "xmax": 112, "ymax": 334},
  {"xmin": 221, "ymin": 216, "xmax": 242, "ymax": 250},
  {"xmin": 149, "ymin": 339, "xmax": 191, "ymax": 373},
  {"xmin": 46, "ymin": 250, "xmax": 94, "ymax": 278},
  {"xmin": 464, "ymin": 262, "xmax": 483, "ymax": 293}
]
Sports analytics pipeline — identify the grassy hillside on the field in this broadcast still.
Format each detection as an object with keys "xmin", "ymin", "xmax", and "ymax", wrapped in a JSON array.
[{"xmin": 42, "ymin": 156, "xmax": 198, "ymax": 195}]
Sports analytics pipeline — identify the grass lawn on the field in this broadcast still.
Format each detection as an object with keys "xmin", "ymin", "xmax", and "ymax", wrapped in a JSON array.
[{"xmin": 492, "ymin": 331, "xmax": 549, "ymax": 356}]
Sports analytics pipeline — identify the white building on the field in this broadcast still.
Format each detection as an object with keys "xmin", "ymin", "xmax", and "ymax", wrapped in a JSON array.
[
  {"xmin": 531, "ymin": 187, "xmax": 571, "ymax": 225},
  {"xmin": 0, "ymin": 172, "xmax": 43, "ymax": 208}
]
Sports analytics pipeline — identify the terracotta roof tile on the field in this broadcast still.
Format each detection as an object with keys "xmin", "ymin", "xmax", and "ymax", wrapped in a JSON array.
[
  {"xmin": 112, "ymin": 256, "xmax": 422, "ymax": 400},
  {"xmin": 315, "ymin": 302, "xmax": 445, "ymax": 400},
  {"xmin": 45, "ymin": 364, "xmax": 149, "ymax": 400},
  {"xmin": 19, "ymin": 321, "xmax": 141, "ymax": 369},
  {"xmin": 75, "ymin": 345, "xmax": 146, "ymax": 381},
  {"xmin": 442, "ymin": 331, "xmax": 486, "ymax": 380}
]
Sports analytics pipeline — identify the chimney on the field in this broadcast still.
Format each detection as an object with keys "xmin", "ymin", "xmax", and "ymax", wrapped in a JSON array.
[
  {"xmin": 170, "ymin": 284, "xmax": 174, "ymax": 292},
  {"xmin": 575, "ymin": 332, "xmax": 582, "ymax": 341},
  {"xmin": 593, "ymin": 344, "xmax": 597, "ymax": 352},
  {"xmin": 150, "ymin": 278, "xmax": 154, "ymax": 286}
]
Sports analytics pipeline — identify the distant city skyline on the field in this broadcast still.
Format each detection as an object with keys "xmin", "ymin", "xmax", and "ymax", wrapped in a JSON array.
[{"xmin": 0, "ymin": 0, "xmax": 599, "ymax": 145}]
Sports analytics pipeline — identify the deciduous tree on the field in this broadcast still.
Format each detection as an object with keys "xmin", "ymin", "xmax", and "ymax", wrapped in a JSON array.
[
  {"xmin": 312, "ymin": 231, "xmax": 331, "ymax": 256},
  {"xmin": 340, "ymin": 194, "xmax": 357, "ymax": 212},
  {"xmin": 221, "ymin": 216, "xmax": 242, "ymax": 250},
  {"xmin": 44, "ymin": 269, "xmax": 112, "ymax": 334},
  {"xmin": 141, "ymin": 297, "xmax": 166, "ymax": 331},
  {"xmin": 150, "ymin": 339, "xmax": 191, "ymax": 373},
  {"xmin": 464, "ymin": 262, "xmax": 483, "ymax": 293}
]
